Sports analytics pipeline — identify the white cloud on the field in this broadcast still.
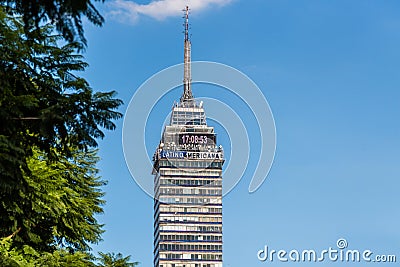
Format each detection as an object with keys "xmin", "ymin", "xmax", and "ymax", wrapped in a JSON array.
[{"xmin": 107, "ymin": 0, "xmax": 232, "ymax": 24}]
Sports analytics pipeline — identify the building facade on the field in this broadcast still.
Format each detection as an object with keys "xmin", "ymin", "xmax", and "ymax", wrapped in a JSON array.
[{"xmin": 152, "ymin": 7, "xmax": 224, "ymax": 267}]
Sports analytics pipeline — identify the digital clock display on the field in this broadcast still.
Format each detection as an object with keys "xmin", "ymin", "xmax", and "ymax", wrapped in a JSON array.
[{"xmin": 179, "ymin": 134, "xmax": 216, "ymax": 145}]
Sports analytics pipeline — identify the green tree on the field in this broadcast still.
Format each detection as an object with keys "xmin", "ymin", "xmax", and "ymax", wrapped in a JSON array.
[
  {"xmin": 97, "ymin": 252, "xmax": 139, "ymax": 267},
  {"xmin": 0, "ymin": 7, "xmax": 122, "ymax": 245},
  {"xmin": 0, "ymin": 146, "xmax": 139, "ymax": 265},
  {"xmin": 0, "ymin": 145, "xmax": 106, "ymax": 252},
  {"xmin": 18, "ymin": 147, "xmax": 106, "ymax": 251},
  {"xmin": 1, "ymin": 238, "xmax": 140, "ymax": 267},
  {"xmin": 0, "ymin": 0, "xmax": 104, "ymax": 45},
  {"xmin": 0, "ymin": 5, "xmax": 138, "ymax": 267},
  {"xmin": 0, "ymin": 236, "xmax": 97, "ymax": 266}
]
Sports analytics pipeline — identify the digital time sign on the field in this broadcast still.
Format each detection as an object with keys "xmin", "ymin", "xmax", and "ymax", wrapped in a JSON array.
[{"xmin": 179, "ymin": 134, "xmax": 216, "ymax": 145}]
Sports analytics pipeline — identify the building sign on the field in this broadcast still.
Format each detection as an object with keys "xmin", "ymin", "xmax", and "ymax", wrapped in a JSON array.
[
  {"xmin": 186, "ymin": 152, "xmax": 223, "ymax": 160},
  {"xmin": 160, "ymin": 150, "xmax": 186, "ymax": 159},
  {"xmin": 160, "ymin": 150, "xmax": 222, "ymax": 160}
]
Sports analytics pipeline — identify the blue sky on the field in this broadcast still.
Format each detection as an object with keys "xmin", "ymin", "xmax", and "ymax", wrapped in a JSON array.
[{"xmin": 81, "ymin": 0, "xmax": 399, "ymax": 266}]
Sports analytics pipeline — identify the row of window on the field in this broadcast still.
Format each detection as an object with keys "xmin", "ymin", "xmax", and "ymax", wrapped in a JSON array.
[
  {"xmin": 159, "ymin": 197, "xmax": 221, "ymax": 205},
  {"xmin": 170, "ymin": 111, "xmax": 206, "ymax": 125},
  {"xmin": 160, "ymin": 170, "xmax": 221, "ymax": 176},
  {"xmin": 159, "ymin": 264, "xmax": 221, "ymax": 267},
  {"xmin": 171, "ymin": 111, "xmax": 205, "ymax": 120},
  {"xmin": 159, "ymin": 206, "xmax": 222, "ymax": 214},
  {"xmin": 172, "ymin": 109, "xmax": 205, "ymax": 115},
  {"xmin": 172, "ymin": 106, "xmax": 205, "ymax": 112},
  {"xmin": 160, "ymin": 244, "xmax": 222, "ymax": 252},
  {"xmin": 160, "ymin": 234, "xmax": 222, "ymax": 242},
  {"xmin": 159, "ymin": 188, "xmax": 222, "ymax": 196},
  {"xmin": 159, "ymin": 161, "xmax": 223, "ymax": 169},
  {"xmin": 171, "ymin": 120, "xmax": 205, "ymax": 126},
  {"xmin": 159, "ymin": 179, "xmax": 222, "ymax": 187},
  {"xmin": 159, "ymin": 216, "xmax": 222, "ymax": 223},
  {"xmin": 160, "ymin": 225, "xmax": 222, "ymax": 232},
  {"xmin": 159, "ymin": 253, "xmax": 222, "ymax": 261}
]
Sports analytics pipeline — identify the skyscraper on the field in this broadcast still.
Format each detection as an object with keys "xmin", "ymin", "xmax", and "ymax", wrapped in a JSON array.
[{"xmin": 152, "ymin": 6, "xmax": 224, "ymax": 267}]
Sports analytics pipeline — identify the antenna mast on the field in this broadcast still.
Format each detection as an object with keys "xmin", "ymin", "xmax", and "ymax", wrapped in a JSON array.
[{"xmin": 181, "ymin": 6, "xmax": 193, "ymax": 103}]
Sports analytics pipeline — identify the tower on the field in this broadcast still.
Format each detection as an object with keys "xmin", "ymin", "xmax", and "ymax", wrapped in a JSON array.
[{"xmin": 152, "ymin": 6, "xmax": 224, "ymax": 267}]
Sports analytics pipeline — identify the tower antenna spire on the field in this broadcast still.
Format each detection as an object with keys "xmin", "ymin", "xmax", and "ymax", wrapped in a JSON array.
[{"xmin": 181, "ymin": 5, "xmax": 193, "ymax": 104}]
